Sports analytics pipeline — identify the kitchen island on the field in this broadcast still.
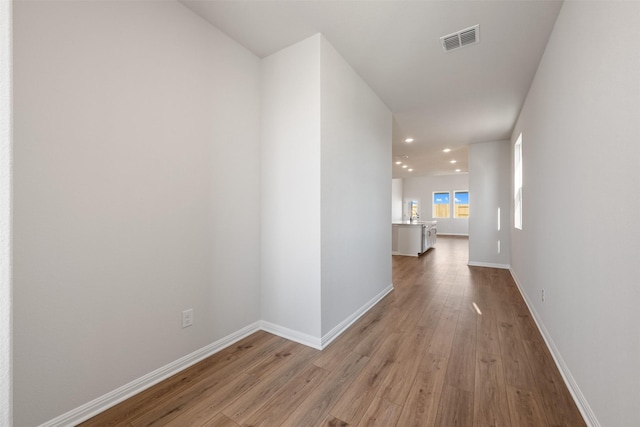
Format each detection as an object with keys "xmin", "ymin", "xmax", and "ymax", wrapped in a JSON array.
[{"xmin": 392, "ymin": 221, "xmax": 437, "ymax": 257}]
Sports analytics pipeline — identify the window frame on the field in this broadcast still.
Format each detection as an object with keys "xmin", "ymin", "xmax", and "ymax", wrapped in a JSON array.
[
  {"xmin": 453, "ymin": 190, "xmax": 469, "ymax": 219},
  {"xmin": 432, "ymin": 191, "xmax": 451, "ymax": 219}
]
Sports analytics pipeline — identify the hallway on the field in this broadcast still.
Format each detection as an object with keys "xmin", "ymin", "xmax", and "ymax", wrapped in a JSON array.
[{"xmin": 82, "ymin": 236, "xmax": 585, "ymax": 426}]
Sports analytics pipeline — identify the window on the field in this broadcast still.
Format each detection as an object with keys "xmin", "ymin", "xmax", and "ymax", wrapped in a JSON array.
[
  {"xmin": 433, "ymin": 192, "xmax": 450, "ymax": 218},
  {"xmin": 406, "ymin": 200, "xmax": 419, "ymax": 220},
  {"xmin": 514, "ymin": 133, "xmax": 523, "ymax": 229},
  {"xmin": 454, "ymin": 191, "xmax": 469, "ymax": 218}
]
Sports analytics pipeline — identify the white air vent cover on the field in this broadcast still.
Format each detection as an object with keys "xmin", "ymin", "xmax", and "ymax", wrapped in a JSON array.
[{"xmin": 440, "ymin": 25, "xmax": 479, "ymax": 52}]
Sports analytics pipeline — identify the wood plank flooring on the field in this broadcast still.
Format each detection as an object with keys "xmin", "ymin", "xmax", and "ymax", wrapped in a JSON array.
[{"xmin": 80, "ymin": 236, "xmax": 585, "ymax": 427}]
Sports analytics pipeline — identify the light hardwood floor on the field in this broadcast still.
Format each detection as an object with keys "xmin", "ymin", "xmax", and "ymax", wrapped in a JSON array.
[{"xmin": 80, "ymin": 236, "xmax": 585, "ymax": 426}]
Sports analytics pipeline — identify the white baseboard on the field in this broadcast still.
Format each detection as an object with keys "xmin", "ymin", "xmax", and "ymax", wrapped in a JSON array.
[
  {"xmin": 261, "ymin": 284, "xmax": 394, "ymax": 350},
  {"xmin": 321, "ymin": 284, "xmax": 394, "ymax": 349},
  {"xmin": 509, "ymin": 268, "xmax": 599, "ymax": 427},
  {"xmin": 40, "ymin": 322, "xmax": 262, "ymax": 427},
  {"xmin": 260, "ymin": 321, "xmax": 322, "ymax": 350},
  {"xmin": 41, "ymin": 285, "xmax": 395, "ymax": 427},
  {"xmin": 467, "ymin": 261, "xmax": 510, "ymax": 269}
]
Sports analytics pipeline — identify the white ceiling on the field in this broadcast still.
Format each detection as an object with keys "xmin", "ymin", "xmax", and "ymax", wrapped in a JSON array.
[{"xmin": 181, "ymin": 0, "xmax": 562, "ymax": 178}]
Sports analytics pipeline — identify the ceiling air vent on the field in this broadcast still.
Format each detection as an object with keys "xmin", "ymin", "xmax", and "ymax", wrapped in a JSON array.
[{"xmin": 440, "ymin": 24, "xmax": 479, "ymax": 52}]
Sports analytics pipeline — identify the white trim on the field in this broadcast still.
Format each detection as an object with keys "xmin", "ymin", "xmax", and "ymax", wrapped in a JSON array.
[
  {"xmin": 0, "ymin": 1, "xmax": 12, "ymax": 425},
  {"xmin": 321, "ymin": 284, "xmax": 394, "ymax": 349},
  {"xmin": 467, "ymin": 261, "xmax": 510, "ymax": 270},
  {"xmin": 509, "ymin": 268, "xmax": 599, "ymax": 427},
  {"xmin": 38, "ymin": 284, "xmax": 395, "ymax": 426},
  {"xmin": 391, "ymin": 251, "xmax": 419, "ymax": 257},
  {"xmin": 39, "ymin": 322, "xmax": 262, "ymax": 427},
  {"xmin": 260, "ymin": 321, "xmax": 322, "ymax": 350},
  {"xmin": 436, "ymin": 233, "xmax": 468, "ymax": 237}
]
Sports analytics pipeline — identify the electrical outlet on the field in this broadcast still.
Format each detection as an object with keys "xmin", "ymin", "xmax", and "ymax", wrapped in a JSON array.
[
  {"xmin": 541, "ymin": 289, "xmax": 545, "ymax": 302},
  {"xmin": 182, "ymin": 309, "xmax": 194, "ymax": 328}
]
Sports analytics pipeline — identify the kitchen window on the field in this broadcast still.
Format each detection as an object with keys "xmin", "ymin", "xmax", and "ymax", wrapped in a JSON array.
[
  {"xmin": 433, "ymin": 192, "xmax": 450, "ymax": 218},
  {"xmin": 454, "ymin": 191, "xmax": 469, "ymax": 218}
]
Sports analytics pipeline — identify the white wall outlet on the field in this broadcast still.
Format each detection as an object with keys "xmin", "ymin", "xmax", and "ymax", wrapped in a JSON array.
[
  {"xmin": 182, "ymin": 309, "xmax": 194, "ymax": 328},
  {"xmin": 541, "ymin": 289, "xmax": 545, "ymax": 302}
]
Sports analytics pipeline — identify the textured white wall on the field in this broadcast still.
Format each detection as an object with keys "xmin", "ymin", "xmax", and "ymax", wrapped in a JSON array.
[
  {"xmin": 402, "ymin": 174, "xmax": 469, "ymax": 235},
  {"xmin": 320, "ymin": 36, "xmax": 392, "ymax": 336},
  {"xmin": 510, "ymin": 2, "xmax": 640, "ymax": 426},
  {"xmin": 260, "ymin": 35, "xmax": 322, "ymax": 339},
  {"xmin": 468, "ymin": 140, "xmax": 511, "ymax": 268},
  {"xmin": 13, "ymin": 2, "xmax": 261, "ymax": 425},
  {"xmin": 0, "ymin": 1, "xmax": 12, "ymax": 425}
]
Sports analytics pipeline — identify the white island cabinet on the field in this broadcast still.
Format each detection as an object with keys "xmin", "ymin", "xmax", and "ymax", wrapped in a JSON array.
[{"xmin": 392, "ymin": 221, "xmax": 437, "ymax": 257}]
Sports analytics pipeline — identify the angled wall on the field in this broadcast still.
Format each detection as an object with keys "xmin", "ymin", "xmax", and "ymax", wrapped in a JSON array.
[
  {"xmin": 260, "ymin": 35, "xmax": 323, "ymax": 341},
  {"xmin": 260, "ymin": 34, "xmax": 392, "ymax": 344},
  {"xmin": 320, "ymin": 36, "xmax": 392, "ymax": 337}
]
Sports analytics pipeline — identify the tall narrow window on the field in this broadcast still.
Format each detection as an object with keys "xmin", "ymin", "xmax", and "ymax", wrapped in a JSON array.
[
  {"xmin": 454, "ymin": 191, "xmax": 469, "ymax": 218},
  {"xmin": 433, "ymin": 192, "xmax": 450, "ymax": 218},
  {"xmin": 514, "ymin": 133, "xmax": 523, "ymax": 229}
]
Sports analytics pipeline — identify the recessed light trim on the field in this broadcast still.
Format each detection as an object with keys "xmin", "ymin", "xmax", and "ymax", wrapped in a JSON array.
[
  {"xmin": 395, "ymin": 161, "xmax": 402, "ymax": 165},
  {"xmin": 443, "ymin": 148, "xmax": 451, "ymax": 153},
  {"xmin": 408, "ymin": 169, "xmax": 413, "ymax": 172},
  {"xmin": 404, "ymin": 138, "xmax": 414, "ymax": 143},
  {"xmin": 455, "ymin": 169, "xmax": 461, "ymax": 172},
  {"xmin": 402, "ymin": 165, "xmax": 408, "ymax": 169},
  {"xmin": 450, "ymin": 160, "xmax": 457, "ymax": 164}
]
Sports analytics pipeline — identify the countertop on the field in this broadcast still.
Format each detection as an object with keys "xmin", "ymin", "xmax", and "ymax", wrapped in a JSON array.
[{"xmin": 392, "ymin": 221, "xmax": 437, "ymax": 226}]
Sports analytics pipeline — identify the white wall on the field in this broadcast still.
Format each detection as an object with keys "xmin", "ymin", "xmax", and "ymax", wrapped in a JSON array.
[
  {"xmin": 402, "ymin": 174, "xmax": 469, "ymax": 235},
  {"xmin": 261, "ymin": 34, "xmax": 392, "ymax": 342},
  {"xmin": 391, "ymin": 178, "xmax": 403, "ymax": 222},
  {"xmin": 13, "ymin": 2, "xmax": 261, "ymax": 425},
  {"xmin": 320, "ymin": 36, "xmax": 392, "ymax": 336},
  {"xmin": 260, "ymin": 35, "xmax": 322, "ymax": 340},
  {"xmin": 0, "ymin": 1, "xmax": 12, "ymax": 425},
  {"xmin": 468, "ymin": 140, "xmax": 511, "ymax": 268},
  {"xmin": 510, "ymin": 2, "xmax": 640, "ymax": 426}
]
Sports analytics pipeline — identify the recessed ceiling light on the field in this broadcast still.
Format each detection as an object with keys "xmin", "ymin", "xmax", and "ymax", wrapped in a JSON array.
[
  {"xmin": 402, "ymin": 165, "xmax": 408, "ymax": 169},
  {"xmin": 395, "ymin": 161, "xmax": 402, "ymax": 165},
  {"xmin": 450, "ymin": 160, "xmax": 457, "ymax": 164},
  {"xmin": 443, "ymin": 148, "xmax": 451, "ymax": 153},
  {"xmin": 455, "ymin": 169, "xmax": 461, "ymax": 172},
  {"xmin": 408, "ymin": 169, "xmax": 414, "ymax": 172},
  {"xmin": 404, "ymin": 138, "xmax": 414, "ymax": 143}
]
